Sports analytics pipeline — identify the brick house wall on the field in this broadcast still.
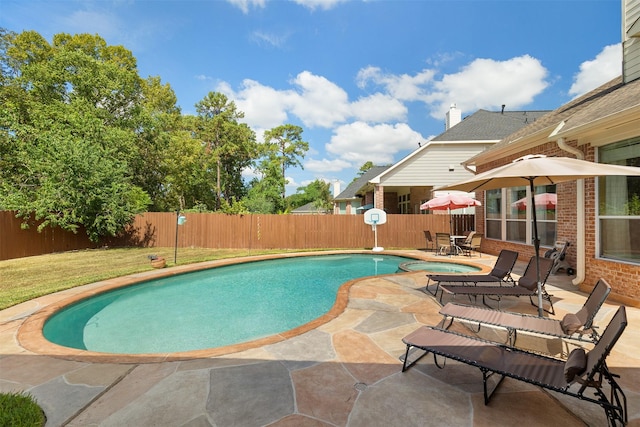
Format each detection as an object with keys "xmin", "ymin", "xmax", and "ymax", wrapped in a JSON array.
[{"xmin": 472, "ymin": 140, "xmax": 640, "ymax": 305}]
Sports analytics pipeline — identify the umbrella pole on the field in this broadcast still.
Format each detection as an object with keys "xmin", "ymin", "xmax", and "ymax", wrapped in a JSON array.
[{"xmin": 529, "ymin": 180, "xmax": 543, "ymax": 316}]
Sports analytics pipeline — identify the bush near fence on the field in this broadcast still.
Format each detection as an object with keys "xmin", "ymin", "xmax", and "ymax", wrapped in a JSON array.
[{"xmin": 1, "ymin": 211, "xmax": 475, "ymax": 261}]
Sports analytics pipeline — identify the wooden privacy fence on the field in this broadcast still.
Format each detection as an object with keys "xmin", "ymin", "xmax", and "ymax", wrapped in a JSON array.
[{"xmin": 1, "ymin": 210, "xmax": 475, "ymax": 261}]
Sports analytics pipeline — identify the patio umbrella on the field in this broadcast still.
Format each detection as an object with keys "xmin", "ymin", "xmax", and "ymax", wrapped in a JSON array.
[
  {"xmin": 512, "ymin": 193, "xmax": 557, "ymax": 211},
  {"xmin": 420, "ymin": 193, "xmax": 481, "ymax": 211},
  {"xmin": 435, "ymin": 154, "xmax": 640, "ymax": 316},
  {"xmin": 420, "ymin": 193, "xmax": 481, "ymax": 235}
]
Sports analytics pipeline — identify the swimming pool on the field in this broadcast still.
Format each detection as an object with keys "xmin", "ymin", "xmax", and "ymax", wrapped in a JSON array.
[
  {"xmin": 43, "ymin": 254, "xmax": 414, "ymax": 354},
  {"xmin": 397, "ymin": 260, "xmax": 483, "ymax": 273}
]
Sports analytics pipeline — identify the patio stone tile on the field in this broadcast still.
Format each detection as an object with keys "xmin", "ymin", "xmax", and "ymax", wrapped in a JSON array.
[
  {"xmin": 354, "ymin": 311, "xmax": 415, "ymax": 334},
  {"xmin": 64, "ymin": 363, "xmax": 132, "ymax": 387},
  {"xmin": 66, "ymin": 362, "xmax": 178, "ymax": 425},
  {"xmin": 0, "ymin": 354, "xmax": 86, "ymax": 386},
  {"xmin": 347, "ymin": 298, "xmax": 398, "ymax": 311},
  {"xmin": 29, "ymin": 376, "xmax": 104, "ymax": 427},
  {"xmin": 264, "ymin": 329, "xmax": 335, "ymax": 370},
  {"xmin": 317, "ymin": 307, "xmax": 371, "ymax": 334},
  {"xmin": 332, "ymin": 329, "xmax": 398, "ymax": 384},
  {"xmin": 470, "ymin": 390, "xmax": 585, "ymax": 426},
  {"xmin": 292, "ymin": 362, "xmax": 359, "ymax": 426},
  {"xmin": 348, "ymin": 369, "xmax": 472, "ymax": 427},
  {"xmin": 207, "ymin": 361, "xmax": 294, "ymax": 426},
  {"xmin": 71, "ymin": 368, "xmax": 210, "ymax": 427},
  {"xmin": 268, "ymin": 413, "xmax": 334, "ymax": 426}
]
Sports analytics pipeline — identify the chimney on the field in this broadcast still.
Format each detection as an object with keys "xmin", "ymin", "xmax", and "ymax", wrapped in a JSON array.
[
  {"xmin": 445, "ymin": 104, "xmax": 461, "ymax": 129},
  {"xmin": 333, "ymin": 181, "xmax": 341, "ymax": 197}
]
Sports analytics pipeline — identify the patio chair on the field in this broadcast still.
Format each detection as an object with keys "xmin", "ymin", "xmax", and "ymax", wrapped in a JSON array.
[
  {"xmin": 460, "ymin": 232, "xmax": 482, "ymax": 257},
  {"xmin": 435, "ymin": 232, "xmax": 452, "ymax": 256},
  {"xmin": 438, "ymin": 278, "xmax": 611, "ymax": 346},
  {"xmin": 425, "ymin": 249, "xmax": 518, "ymax": 297},
  {"xmin": 438, "ymin": 256, "xmax": 556, "ymax": 314},
  {"xmin": 423, "ymin": 230, "xmax": 435, "ymax": 252},
  {"xmin": 400, "ymin": 305, "xmax": 628, "ymax": 426},
  {"xmin": 545, "ymin": 240, "xmax": 573, "ymax": 275}
]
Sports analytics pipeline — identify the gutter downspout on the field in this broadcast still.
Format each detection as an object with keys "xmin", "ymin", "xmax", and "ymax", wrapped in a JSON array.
[{"xmin": 552, "ymin": 122, "xmax": 585, "ymax": 286}]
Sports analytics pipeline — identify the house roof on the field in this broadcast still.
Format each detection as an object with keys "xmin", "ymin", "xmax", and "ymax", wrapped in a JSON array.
[
  {"xmin": 334, "ymin": 165, "xmax": 391, "ymax": 200},
  {"xmin": 370, "ymin": 108, "xmax": 550, "ymax": 184},
  {"xmin": 431, "ymin": 109, "xmax": 550, "ymax": 142},
  {"xmin": 464, "ymin": 76, "xmax": 640, "ymax": 166},
  {"xmin": 291, "ymin": 202, "xmax": 328, "ymax": 214}
]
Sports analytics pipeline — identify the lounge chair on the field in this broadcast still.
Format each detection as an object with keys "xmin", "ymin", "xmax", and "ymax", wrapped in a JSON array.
[
  {"xmin": 401, "ymin": 305, "xmax": 628, "ymax": 426},
  {"xmin": 425, "ymin": 249, "xmax": 519, "ymax": 297},
  {"xmin": 438, "ymin": 278, "xmax": 612, "ymax": 346},
  {"xmin": 438, "ymin": 256, "xmax": 556, "ymax": 314}
]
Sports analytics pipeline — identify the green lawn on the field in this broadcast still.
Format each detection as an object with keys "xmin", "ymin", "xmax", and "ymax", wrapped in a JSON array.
[{"xmin": 0, "ymin": 247, "xmax": 306, "ymax": 310}]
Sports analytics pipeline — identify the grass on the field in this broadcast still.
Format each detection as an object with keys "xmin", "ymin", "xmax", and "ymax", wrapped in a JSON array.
[
  {"xmin": 0, "ymin": 247, "xmax": 309, "ymax": 310},
  {"xmin": 0, "ymin": 392, "xmax": 46, "ymax": 426}
]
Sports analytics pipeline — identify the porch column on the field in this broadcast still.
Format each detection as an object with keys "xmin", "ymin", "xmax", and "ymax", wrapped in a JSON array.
[{"xmin": 374, "ymin": 185, "xmax": 384, "ymax": 210}]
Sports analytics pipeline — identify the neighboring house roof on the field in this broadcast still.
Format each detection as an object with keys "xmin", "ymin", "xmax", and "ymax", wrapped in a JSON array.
[
  {"xmin": 370, "ymin": 109, "xmax": 550, "ymax": 186},
  {"xmin": 334, "ymin": 166, "xmax": 391, "ymax": 200},
  {"xmin": 464, "ymin": 76, "xmax": 640, "ymax": 166},
  {"xmin": 291, "ymin": 202, "xmax": 329, "ymax": 214},
  {"xmin": 431, "ymin": 109, "xmax": 549, "ymax": 142}
]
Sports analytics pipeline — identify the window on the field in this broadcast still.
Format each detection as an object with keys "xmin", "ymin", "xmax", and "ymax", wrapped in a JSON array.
[
  {"xmin": 485, "ymin": 189, "xmax": 502, "ymax": 239},
  {"xmin": 398, "ymin": 194, "xmax": 410, "ymax": 214},
  {"xmin": 598, "ymin": 138, "xmax": 640, "ymax": 263},
  {"xmin": 485, "ymin": 185, "xmax": 556, "ymax": 246},
  {"xmin": 506, "ymin": 186, "xmax": 527, "ymax": 243}
]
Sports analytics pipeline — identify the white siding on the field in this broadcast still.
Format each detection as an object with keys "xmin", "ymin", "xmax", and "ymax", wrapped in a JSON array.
[
  {"xmin": 378, "ymin": 142, "xmax": 494, "ymax": 187},
  {"xmin": 624, "ymin": 0, "xmax": 640, "ymax": 82}
]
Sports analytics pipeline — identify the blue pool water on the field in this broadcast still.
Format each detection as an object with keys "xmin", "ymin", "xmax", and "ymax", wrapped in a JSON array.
[
  {"xmin": 398, "ymin": 261, "xmax": 482, "ymax": 273},
  {"xmin": 43, "ymin": 254, "xmax": 412, "ymax": 354}
]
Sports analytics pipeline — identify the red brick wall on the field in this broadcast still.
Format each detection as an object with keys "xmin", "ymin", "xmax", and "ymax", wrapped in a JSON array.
[{"xmin": 475, "ymin": 141, "xmax": 640, "ymax": 304}]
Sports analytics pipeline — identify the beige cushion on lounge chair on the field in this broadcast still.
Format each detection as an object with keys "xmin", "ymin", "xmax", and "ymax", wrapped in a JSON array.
[
  {"xmin": 564, "ymin": 348, "xmax": 587, "ymax": 382},
  {"xmin": 561, "ymin": 313, "xmax": 583, "ymax": 335}
]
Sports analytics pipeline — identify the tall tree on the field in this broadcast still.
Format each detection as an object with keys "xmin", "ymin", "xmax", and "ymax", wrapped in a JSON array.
[
  {"xmin": 0, "ymin": 30, "xmax": 150, "ymax": 241},
  {"xmin": 262, "ymin": 124, "xmax": 309, "ymax": 200},
  {"xmin": 194, "ymin": 92, "xmax": 256, "ymax": 210}
]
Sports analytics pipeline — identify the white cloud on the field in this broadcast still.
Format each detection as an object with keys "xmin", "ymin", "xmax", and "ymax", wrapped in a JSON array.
[
  {"xmin": 250, "ymin": 30, "xmax": 290, "ymax": 48},
  {"xmin": 326, "ymin": 122, "xmax": 422, "ymax": 165},
  {"xmin": 351, "ymin": 93, "xmax": 408, "ymax": 123},
  {"xmin": 291, "ymin": 0, "xmax": 348, "ymax": 11},
  {"xmin": 569, "ymin": 44, "xmax": 622, "ymax": 98},
  {"xmin": 217, "ymin": 79, "xmax": 292, "ymax": 130},
  {"xmin": 356, "ymin": 66, "xmax": 436, "ymax": 101},
  {"xmin": 426, "ymin": 55, "xmax": 549, "ymax": 119},
  {"xmin": 288, "ymin": 71, "xmax": 351, "ymax": 128},
  {"xmin": 226, "ymin": 0, "xmax": 267, "ymax": 14},
  {"xmin": 305, "ymin": 158, "xmax": 352, "ymax": 173}
]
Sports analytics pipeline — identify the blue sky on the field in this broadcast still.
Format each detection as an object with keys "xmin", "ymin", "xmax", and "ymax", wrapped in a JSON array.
[{"xmin": 1, "ymin": 0, "xmax": 623, "ymax": 196}]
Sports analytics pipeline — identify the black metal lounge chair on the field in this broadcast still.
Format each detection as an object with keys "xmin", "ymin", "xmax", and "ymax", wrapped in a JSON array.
[
  {"xmin": 438, "ymin": 256, "xmax": 556, "ymax": 314},
  {"xmin": 425, "ymin": 249, "xmax": 519, "ymax": 297},
  {"xmin": 438, "ymin": 278, "xmax": 612, "ymax": 346},
  {"xmin": 401, "ymin": 305, "xmax": 628, "ymax": 426}
]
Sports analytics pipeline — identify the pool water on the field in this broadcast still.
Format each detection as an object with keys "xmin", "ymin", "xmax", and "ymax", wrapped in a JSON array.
[
  {"xmin": 43, "ymin": 254, "xmax": 412, "ymax": 354},
  {"xmin": 398, "ymin": 261, "xmax": 482, "ymax": 273}
]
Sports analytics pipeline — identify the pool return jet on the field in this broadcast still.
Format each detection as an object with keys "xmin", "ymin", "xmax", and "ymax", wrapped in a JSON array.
[{"xmin": 364, "ymin": 208, "xmax": 387, "ymax": 252}]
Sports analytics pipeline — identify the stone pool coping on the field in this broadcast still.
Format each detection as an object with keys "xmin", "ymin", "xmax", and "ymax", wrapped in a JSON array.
[{"xmin": 16, "ymin": 250, "xmax": 491, "ymax": 364}]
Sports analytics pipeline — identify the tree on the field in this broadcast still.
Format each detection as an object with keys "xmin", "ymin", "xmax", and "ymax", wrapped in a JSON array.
[
  {"xmin": 0, "ymin": 30, "xmax": 150, "ymax": 241},
  {"xmin": 262, "ymin": 124, "xmax": 309, "ymax": 200},
  {"xmin": 355, "ymin": 161, "xmax": 374, "ymax": 180},
  {"xmin": 194, "ymin": 92, "xmax": 256, "ymax": 210},
  {"xmin": 287, "ymin": 179, "xmax": 333, "ymax": 212}
]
